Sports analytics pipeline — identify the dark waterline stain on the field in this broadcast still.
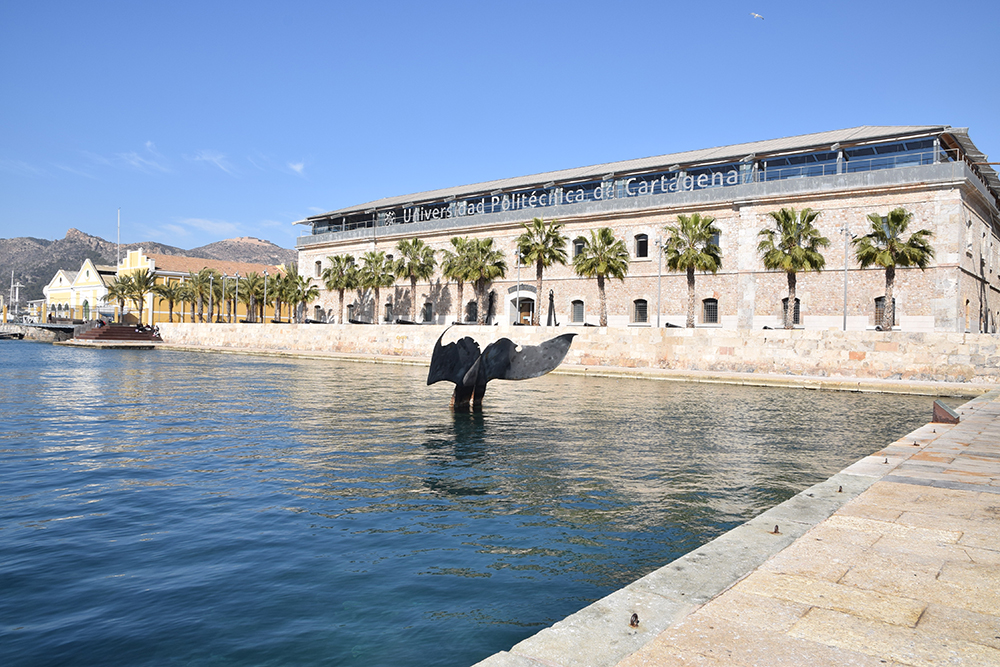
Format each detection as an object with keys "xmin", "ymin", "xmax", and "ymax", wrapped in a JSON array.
[{"xmin": 0, "ymin": 342, "xmax": 953, "ymax": 666}]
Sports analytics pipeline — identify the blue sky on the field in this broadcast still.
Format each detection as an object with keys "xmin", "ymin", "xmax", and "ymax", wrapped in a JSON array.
[{"xmin": 2, "ymin": 0, "xmax": 998, "ymax": 251}]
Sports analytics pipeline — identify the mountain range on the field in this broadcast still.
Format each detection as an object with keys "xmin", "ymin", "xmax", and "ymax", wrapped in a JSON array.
[{"xmin": 0, "ymin": 228, "xmax": 297, "ymax": 302}]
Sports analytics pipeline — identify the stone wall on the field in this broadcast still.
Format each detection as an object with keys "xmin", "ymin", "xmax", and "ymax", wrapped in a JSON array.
[{"xmin": 158, "ymin": 322, "xmax": 1000, "ymax": 384}]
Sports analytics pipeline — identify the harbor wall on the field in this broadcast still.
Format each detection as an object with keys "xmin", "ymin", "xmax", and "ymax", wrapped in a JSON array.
[{"xmin": 157, "ymin": 323, "xmax": 1000, "ymax": 385}]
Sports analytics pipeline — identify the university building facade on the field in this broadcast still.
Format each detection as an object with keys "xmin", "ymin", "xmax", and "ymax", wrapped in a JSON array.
[{"xmin": 295, "ymin": 126, "xmax": 1000, "ymax": 333}]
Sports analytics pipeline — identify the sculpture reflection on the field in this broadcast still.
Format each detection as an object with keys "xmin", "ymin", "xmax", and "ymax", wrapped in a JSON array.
[{"xmin": 427, "ymin": 326, "xmax": 576, "ymax": 410}]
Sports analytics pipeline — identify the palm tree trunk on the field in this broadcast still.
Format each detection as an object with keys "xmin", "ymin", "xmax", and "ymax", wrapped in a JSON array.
[
  {"xmin": 534, "ymin": 261, "xmax": 543, "ymax": 326},
  {"xmin": 476, "ymin": 280, "xmax": 487, "ymax": 325},
  {"xmin": 168, "ymin": 302, "xmax": 174, "ymax": 323},
  {"xmin": 883, "ymin": 265, "xmax": 895, "ymax": 331},
  {"xmin": 410, "ymin": 276, "xmax": 418, "ymax": 322},
  {"xmin": 374, "ymin": 287, "xmax": 380, "ymax": 324},
  {"xmin": 785, "ymin": 271, "xmax": 797, "ymax": 329},
  {"xmin": 456, "ymin": 281, "xmax": 465, "ymax": 323},
  {"xmin": 686, "ymin": 266, "xmax": 696, "ymax": 328},
  {"xmin": 338, "ymin": 289, "xmax": 345, "ymax": 324},
  {"xmin": 597, "ymin": 274, "xmax": 607, "ymax": 327}
]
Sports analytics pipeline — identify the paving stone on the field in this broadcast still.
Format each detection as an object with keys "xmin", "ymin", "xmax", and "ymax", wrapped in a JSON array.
[
  {"xmin": 735, "ymin": 570, "xmax": 926, "ymax": 628},
  {"xmin": 788, "ymin": 607, "xmax": 1000, "ymax": 667},
  {"xmin": 758, "ymin": 528, "xmax": 871, "ymax": 582},
  {"xmin": 695, "ymin": 588, "xmax": 810, "ymax": 633},
  {"xmin": 822, "ymin": 514, "xmax": 962, "ymax": 544},
  {"xmin": 916, "ymin": 603, "xmax": 1000, "ymax": 650},
  {"xmin": 623, "ymin": 614, "xmax": 892, "ymax": 667}
]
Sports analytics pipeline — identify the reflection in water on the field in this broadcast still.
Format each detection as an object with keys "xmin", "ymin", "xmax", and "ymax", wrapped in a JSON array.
[{"xmin": 0, "ymin": 341, "xmax": 953, "ymax": 667}]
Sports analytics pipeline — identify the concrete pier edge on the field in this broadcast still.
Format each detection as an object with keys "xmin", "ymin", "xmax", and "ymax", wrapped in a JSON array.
[{"xmin": 472, "ymin": 389, "xmax": 1000, "ymax": 667}]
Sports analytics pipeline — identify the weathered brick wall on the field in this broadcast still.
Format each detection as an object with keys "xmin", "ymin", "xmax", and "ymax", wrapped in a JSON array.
[{"xmin": 158, "ymin": 323, "xmax": 1000, "ymax": 384}]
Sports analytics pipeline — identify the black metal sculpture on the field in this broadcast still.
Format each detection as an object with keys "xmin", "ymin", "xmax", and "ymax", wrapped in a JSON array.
[{"xmin": 427, "ymin": 326, "xmax": 576, "ymax": 410}]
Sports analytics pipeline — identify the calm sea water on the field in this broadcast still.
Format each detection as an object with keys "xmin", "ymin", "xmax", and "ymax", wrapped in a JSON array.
[{"xmin": 0, "ymin": 340, "xmax": 951, "ymax": 666}]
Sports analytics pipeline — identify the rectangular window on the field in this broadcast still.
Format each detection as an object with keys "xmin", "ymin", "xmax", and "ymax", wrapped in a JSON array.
[
  {"xmin": 573, "ymin": 239, "xmax": 585, "ymax": 257},
  {"xmin": 633, "ymin": 300, "xmax": 648, "ymax": 323},
  {"xmin": 703, "ymin": 298, "xmax": 719, "ymax": 324},
  {"xmin": 874, "ymin": 297, "xmax": 896, "ymax": 327},
  {"xmin": 572, "ymin": 300, "xmax": 584, "ymax": 323},
  {"xmin": 635, "ymin": 234, "xmax": 648, "ymax": 258}
]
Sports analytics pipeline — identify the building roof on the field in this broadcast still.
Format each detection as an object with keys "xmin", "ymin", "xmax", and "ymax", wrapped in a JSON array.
[
  {"xmin": 146, "ymin": 254, "xmax": 282, "ymax": 277},
  {"xmin": 302, "ymin": 125, "xmax": 991, "ymax": 222}
]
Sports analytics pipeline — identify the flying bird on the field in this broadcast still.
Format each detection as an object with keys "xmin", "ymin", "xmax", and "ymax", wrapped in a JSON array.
[{"xmin": 751, "ymin": 12, "xmax": 764, "ymax": 19}]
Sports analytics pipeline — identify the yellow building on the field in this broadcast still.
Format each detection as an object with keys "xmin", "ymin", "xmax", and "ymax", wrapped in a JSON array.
[
  {"xmin": 116, "ymin": 249, "xmax": 284, "ymax": 325},
  {"xmin": 41, "ymin": 258, "xmax": 117, "ymax": 322}
]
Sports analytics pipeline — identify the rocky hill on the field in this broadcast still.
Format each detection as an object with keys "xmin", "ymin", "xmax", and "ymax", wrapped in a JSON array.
[{"xmin": 0, "ymin": 228, "xmax": 296, "ymax": 302}]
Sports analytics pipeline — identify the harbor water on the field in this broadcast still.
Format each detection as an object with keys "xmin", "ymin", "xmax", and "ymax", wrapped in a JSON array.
[{"xmin": 0, "ymin": 341, "xmax": 949, "ymax": 666}]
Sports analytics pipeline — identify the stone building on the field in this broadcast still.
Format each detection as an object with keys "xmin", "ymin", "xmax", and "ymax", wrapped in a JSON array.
[{"xmin": 294, "ymin": 126, "xmax": 1000, "ymax": 332}]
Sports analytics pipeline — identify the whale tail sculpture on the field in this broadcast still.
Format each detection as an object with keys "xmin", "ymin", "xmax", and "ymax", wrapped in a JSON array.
[{"xmin": 427, "ymin": 326, "xmax": 576, "ymax": 410}]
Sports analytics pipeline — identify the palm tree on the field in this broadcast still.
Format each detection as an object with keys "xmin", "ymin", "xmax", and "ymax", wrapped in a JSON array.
[
  {"xmin": 285, "ymin": 273, "xmax": 320, "ymax": 322},
  {"xmin": 515, "ymin": 218, "xmax": 568, "ymax": 325},
  {"xmin": 664, "ymin": 213, "xmax": 723, "ymax": 328},
  {"xmin": 440, "ymin": 237, "xmax": 471, "ymax": 323},
  {"xmin": 184, "ymin": 279, "xmax": 199, "ymax": 322},
  {"xmin": 127, "ymin": 268, "xmax": 157, "ymax": 326},
  {"xmin": 394, "ymin": 238, "xmax": 437, "ymax": 322},
  {"xmin": 463, "ymin": 238, "xmax": 508, "ymax": 325},
  {"xmin": 572, "ymin": 228, "xmax": 630, "ymax": 327},
  {"xmin": 757, "ymin": 207, "xmax": 829, "ymax": 329},
  {"xmin": 105, "ymin": 274, "xmax": 133, "ymax": 323},
  {"xmin": 853, "ymin": 207, "xmax": 935, "ymax": 330},
  {"xmin": 182, "ymin": 270, "xmax": 211, "ymax": 323},
  {"xmin": 152, "ymin": 280, "xmax": 185, "ymax": 323},
  {"xmin": 239, "ymin": 273, "xmax": 265, "ymax": 323},
  {"xmin": 359, "ymin": 251, "xmax": 397, "ymax": 324},
  {"xmin": 322, "ymin": 255, "xmax": 358, "ymax": 324}
]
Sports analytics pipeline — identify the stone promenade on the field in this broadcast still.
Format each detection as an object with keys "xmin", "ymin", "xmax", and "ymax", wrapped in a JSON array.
[{"xmin": 478, "ymin": 391, "xmax": 1000, "ymax": 667}]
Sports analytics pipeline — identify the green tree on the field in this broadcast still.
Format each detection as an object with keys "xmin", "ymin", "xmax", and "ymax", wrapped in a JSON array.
[
  {"xmin": 853, "ymin": 207, "xmax": 935, "ymax": 330},
  {"xmin": 440, "ymin": 237, "xmax": 471, "ymax": 323},
  {"xmin": 322, "ymin": 255, "xmax": 358, "ymax": 324},
  {"xmin": 239, "ymin": 272, "xmax": 264, "ymax": 323},
  {"xmin": 182, "ymin": 269, "xmax": 212, "ymax": 323},
  {"xmin": 394, "ymin": 238, "xmax": 437, "ymax": 322},
  {"xmin": 664, "ymin": 213, "xmax": 723, "ymax": 328},
  {"xmin": 105, "ymin": 274, "xmax": 133, "ymax": 323},
  {"xmin": 572, "ymin": 228, "xmax": 630, "ymax": 327},
  {"xmin": 515, "ymin": 217, "xmax": 568, "ymax": 325},
  {"xmin": 127, "ymin": 268, "xmax": 157, "ymax": 326},
  {"xmin": 359, "ymin": 251, "xmax": 396, "ymax": 324},
  {"xmin": 152, "ymin": 280, "xmax": 185, "ymax": 323},
  {"xmin": 464, "ymin": 238, "xmax": 507, "ymax": 325},
  {"xmin": 757, "ymin": 207, "xmax": 829, "ymax": 329}
]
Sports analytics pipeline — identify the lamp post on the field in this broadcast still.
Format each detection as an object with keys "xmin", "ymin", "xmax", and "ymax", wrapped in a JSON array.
[
  {"xmin": 222, "ymin": 274, "xmax": 228, "ymax": 323},
  {"xmin": 263, "ymin": 270, "xmax": 268, "ymax": 324},
  {"xmin": 656, "ymin": 236, "xmax": 663, "ymax": 328},
  {"xmin": 234, "ymin": 273, "xmax": 240, "ymax": 323},
  {"xmin": 209, "ymin": 274, "xmax": 214, "ymax": 323}
]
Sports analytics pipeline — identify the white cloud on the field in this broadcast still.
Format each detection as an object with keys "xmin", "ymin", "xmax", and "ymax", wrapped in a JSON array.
[
  {"xmin": 307, "ymin": 206, "xmax": 326, "ymax": 213},
  {"xmin": 54, "ymin": 163, "xmax": 98, "ymax": 179},
  {"xmin": 0, "ymin": 159, "xmax": 45, "ymax": 176},
  {"xmin": 191, "ymin": 150, "xmax": 237, "ymax": 175},
  {"xmin": 288, "ymin": 161, "xmax": 305, "ymax": 176},
  {"xmin": 117, "ymin": 141, "xmax": 170, "ymax": 173}
]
